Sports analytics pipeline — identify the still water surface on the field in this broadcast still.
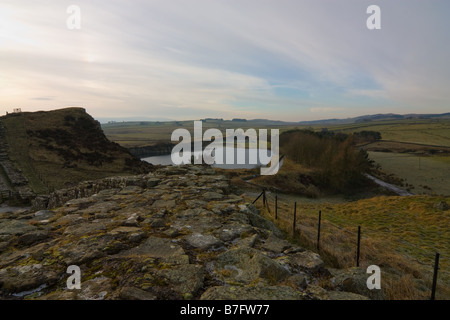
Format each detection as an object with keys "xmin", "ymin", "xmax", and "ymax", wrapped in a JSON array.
[{"xmin": 142, "ymin": 147, "xmax": 270, "ymax": 169}]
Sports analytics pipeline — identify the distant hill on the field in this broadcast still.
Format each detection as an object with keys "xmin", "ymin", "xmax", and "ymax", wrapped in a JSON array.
[
  {"xmin": 103, "ymin": 112, "xmax": 450, "ymax": 127},
  {"xmin": 0, "ymin": 108, "xmax": 152, "ymax": 197},
  {"xmin": 221, "ymin": 112, "xmax": 450, "ymax": 125},
  {"xmin": 294, "ymin": 112, "xmax": 450, "ymax": 126}
]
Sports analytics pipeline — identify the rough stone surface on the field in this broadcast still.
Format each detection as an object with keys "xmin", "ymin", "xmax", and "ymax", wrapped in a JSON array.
[
  {"xmin": 155, "ymin": 264, "xmax": 204, "ymax": 296},
  {"xmin": 185, "ymin": 233, "xmax": 223, "ymax": 250},
  {"xmin": 78, "ymin": 276, "xmax": 113, "ymax": 300},
  {"xmin": 326, "ymin": 291, "xmax": 370, "ymax": 300},
  {"xmin": 17, "ymin": 231, "xmax": 49, "ymax": 247},
  {"xmin": 0, "ymin": 165, "xmax": 378, "ymax": 300},
  {"xmin": 117, "ymin": 236, "xmax": 189, "ymax": 265},
  {"xmin": 200, "ymin": 285, "xmax": 305, "ymax": 300},
  {"xmin": 214, "ymin": 247, "xmax": 290, "ymax": 285},
  {"xmin": 328, "ymin": 267, "xmax": 386, "ymax": 300},
  {"xmin": 0, "ymin": 220, "xmax": 36, "ymax": 236},
  {"xmin": 261, "ymin": 232, "xmax": 293, "ymax": 254},
  {"xmin": 277, "ymin": 251, "xmax": 325, "ymax": 274},
  {"xmin": 240, "ymin": 205, "xmax": 282, "ymax": 238},
  {"xmin": 0, "ymin": 264, "xmax": 60, "ymax": 293},
  {"xmin": 119, "ymin": 286, "xmax": 157, "ymax": 300}
]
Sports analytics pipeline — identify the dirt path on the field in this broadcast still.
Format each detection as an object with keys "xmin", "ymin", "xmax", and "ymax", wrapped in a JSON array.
[{"xmin": 364, "ymin": 174, "xmax": 414, "ymax": 196}]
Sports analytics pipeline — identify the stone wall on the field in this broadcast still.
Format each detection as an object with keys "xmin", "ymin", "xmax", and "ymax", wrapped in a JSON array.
[
  {"xmin": 0, "ymin": 164, "xmax": 383, "ymax": 300},
  {"xmin": 0, "ymin": 119, "xmax": 34, "ymax": 201}
]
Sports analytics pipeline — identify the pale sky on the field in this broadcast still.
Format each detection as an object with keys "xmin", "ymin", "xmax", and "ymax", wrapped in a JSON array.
[{"xmin": 1, "ymin": 0, "xmax": 449, "ymax": 122}]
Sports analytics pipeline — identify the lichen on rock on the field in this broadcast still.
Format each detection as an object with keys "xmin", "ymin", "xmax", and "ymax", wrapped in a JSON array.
[{"xmin": 0, "ymin": 165, "xmax": 381, "ymax": 300}]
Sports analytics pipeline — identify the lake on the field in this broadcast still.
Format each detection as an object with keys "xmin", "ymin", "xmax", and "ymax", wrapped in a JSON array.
[{"xmin": 142, "ymin": 147, "xmax": 272, "ymax": 169}]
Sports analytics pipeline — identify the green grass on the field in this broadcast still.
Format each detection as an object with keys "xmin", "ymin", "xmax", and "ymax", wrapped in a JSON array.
[
  {"xmin": 368, "ymin": 152, "xmax": 450, "ymax": 196},
  {"xmin": 103, "ymin": 117, "xmax": 450, "ymax": 149},
  {"xmin": 102, "ymin": 120, "xmax": 292, "ymax": 148},
  {"xmin": 248, "ymin": 192, "xmax": 450, "ymax": 299},
  {"xmin": 326, "ymin": 119, "xmax": 450, "ymax": 147},
  {"xmin": 1, "ymin": 115, "xmax": 49, "ymax": 194}
]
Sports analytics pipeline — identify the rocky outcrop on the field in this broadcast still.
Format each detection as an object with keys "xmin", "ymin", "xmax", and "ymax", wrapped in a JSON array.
[
  {"xmin": 328, "ymin": 267, "xmax": 386, "ymax": 300},
  {"xmin": 0, "ymin": 108, "xmax": 153, "ymax": 198},
  {"xmin": 0, "ymin": 165, "xmax": 384, "ymax": 300},
  {"xmin": 0, "ymin": 119, "xmax": 34, "ymax": 201}
]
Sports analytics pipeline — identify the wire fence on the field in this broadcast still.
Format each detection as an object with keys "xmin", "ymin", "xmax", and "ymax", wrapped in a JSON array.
[{"xmin": 251, "ymin": 189, "xmax": 448, "ymax": 300}]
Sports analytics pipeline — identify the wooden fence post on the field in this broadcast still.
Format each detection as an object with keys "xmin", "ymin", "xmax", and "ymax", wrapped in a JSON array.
[
  {"xmin": 252, "ymin": 190, "xmax": 264, "ymax": 204},
  {"xmin": 262, "ymin": 189, "xmax": 266, "ymax": 207},
  {"xmin": 293, "ymin": 202, "xmax": 297, "ymax": 235},
  {"xmin": 431, "ymin": 252, "xmax": 440, "ymax": 300},
  {"xmin": 356, "ymin": 226, "xmax": 361, "ymax": 267},
  {"xmin": 317, "ymin": 210, "xmax": 322, "ymax": 250},
  {"xmin": 275, "ymin": 195, "xmax": 278, "ymax": 220},
  {"xmin": 265, "ymin": 191, "xmax": 271, "ymax": 214}
]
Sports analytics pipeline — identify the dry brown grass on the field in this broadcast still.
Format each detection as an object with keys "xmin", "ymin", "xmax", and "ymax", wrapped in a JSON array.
[{"xmin": 244, "ymin": 192, "xmax": 449, "ymax": 300}]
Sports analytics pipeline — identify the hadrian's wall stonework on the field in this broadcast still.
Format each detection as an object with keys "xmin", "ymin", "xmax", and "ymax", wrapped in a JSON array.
[{"xmin": 0, "ymin": 165, "xmax": 382, "ymax": 300}]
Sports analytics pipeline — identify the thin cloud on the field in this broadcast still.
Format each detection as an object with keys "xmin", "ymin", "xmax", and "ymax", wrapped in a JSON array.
[
  {"xmin": 0, "ymin": 0, "xmax": 449, "ymax": 121},
  {"xmin": 31, "ymin": 96, "xmax": 54, "ymax": 101}
]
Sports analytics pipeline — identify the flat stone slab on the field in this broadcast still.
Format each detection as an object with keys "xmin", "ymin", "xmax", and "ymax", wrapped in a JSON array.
[
  {"xmin": 117, "ymin": 236, "xmax": 189, "ymax": 265},
  {"xmin": 0, "ymin": 220, "xmax": 37, "ymax": 236},
  {"xmin": 200, "ymin": 285, "xmax": 304, "ymax": 300},
  {"xmin": 185, "ymin": 233, "xmax": 223, "ymax": 250},
  {"xmin": 261, "ymin": 233, "xmax": 292, "ymax": 253},
  {"xmin": 202, "ymin": 191, "xmax": 223, "ymax": 201},
  {"xmin": 214, "ymin": 247, "xmax": 290, "ymax": 285},
  {"xmin": 108, "ymin": 226, "xmax": 142, "ymax": 236},
  {"xmin": 63, "ymin": 221, "xmax": 107, "ymax": 236},
  {"xmin": 276, "ymin": 251, "xmax": 324, "ymax": 273},
  {"xmin": 0, "ymin": 264, "xmax": 60, "ymax": 294},
  {"xmin": 326, "ymin": 291, "xmax": 370, "ymax": 300},
  {"xmin": 155, "ymin": 264, "xmax": 204, "ymax": 296},
  {"xmin": 119, "ymin": 286, "xmax": 157, "ymax": 300}
]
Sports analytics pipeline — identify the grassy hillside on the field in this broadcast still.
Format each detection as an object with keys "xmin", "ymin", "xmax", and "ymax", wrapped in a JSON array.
[
  {"xmin": 319, "ymin": 119, "xmax": 450, "ymax": 196},
  {"xmin": 102, "ymin": 116, "xmax": 450, "ymax": 148},
  {"xmin": 0, "ymin": 108, "xmax": 152, "ymax": 194},
  {"xmin": 326, "ymin": 118, "xmax": 450, "ymax": 147},
  {"xmin": 368, "ymin": 152, "xmax": 450, "ymax": 196},
  {"xmin": 102, "ymin": 119, "xmax": 285, "ymax": 148},
  {"xmin": 246, "ymin": 192, "xmax": 450, "ymax": 300}
]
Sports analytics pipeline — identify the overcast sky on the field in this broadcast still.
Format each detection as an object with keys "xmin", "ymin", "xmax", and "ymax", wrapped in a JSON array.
[{"xmin": 1, "ymin": 0, "xmax": 449, "ymax": 122}]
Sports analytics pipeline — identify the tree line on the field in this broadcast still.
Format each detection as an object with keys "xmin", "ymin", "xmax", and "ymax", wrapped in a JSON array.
[{"xmin": 280, "ymin": 129, "xmax": 379, "ymax": 193}]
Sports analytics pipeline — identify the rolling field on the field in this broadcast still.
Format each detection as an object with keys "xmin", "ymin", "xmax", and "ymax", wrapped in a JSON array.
[
  {"xmin": 102, "ymin": 120, "xmax": 287, "ymax": 148},
  {"xmin": 325, "ymin": 119, "xmax": 450, "ymax": 196},
  {"xmin": 327, "ymin": 119, "xmax": 450, "ymax": 147},
  {"xmin": 103, "ymin": 117, "xmax": 450, "ymax": 148},
  {"xmin": 368, "ymin": 152, "xmax": 450, "ymax": 196},
  {"xmin": 246, "ymin": 191, "xmax": 450, "ymax": 300}
]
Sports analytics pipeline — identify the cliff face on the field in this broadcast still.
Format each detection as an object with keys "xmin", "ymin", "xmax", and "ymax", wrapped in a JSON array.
[
  {"xmin": 0, "ymin": 108, "xmax": 152, "ymax": 197},
  {"xmin": 0, "ymin": 165, "xmax": 380, "ymax": 300}
]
